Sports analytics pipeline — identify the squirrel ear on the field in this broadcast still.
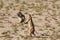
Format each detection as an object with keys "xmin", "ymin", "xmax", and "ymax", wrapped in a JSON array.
[{"xmin": 28, "ymin": 14, "xmax": 31, "ymax": 17}]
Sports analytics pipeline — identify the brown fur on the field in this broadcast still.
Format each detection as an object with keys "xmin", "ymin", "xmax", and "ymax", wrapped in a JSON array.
[{"xmin": 28, "ymin": 14, "xmax": 35, "ymax": 37}]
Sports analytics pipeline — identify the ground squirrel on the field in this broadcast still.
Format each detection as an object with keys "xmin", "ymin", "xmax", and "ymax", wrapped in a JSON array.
[{"xmin": 26, "ymin": 14, "xmax": 35, "ymax": 37}]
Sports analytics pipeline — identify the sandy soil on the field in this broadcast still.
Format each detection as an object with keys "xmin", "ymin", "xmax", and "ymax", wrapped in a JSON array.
[{"xmin": 0, "ymin": 0, "xmax": 60, "ymax": 40}]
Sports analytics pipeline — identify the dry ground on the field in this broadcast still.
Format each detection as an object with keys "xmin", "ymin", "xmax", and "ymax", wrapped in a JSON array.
[{"xmin": 0, "ymin": 0, "xmax": 60, "ymax": 40}]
